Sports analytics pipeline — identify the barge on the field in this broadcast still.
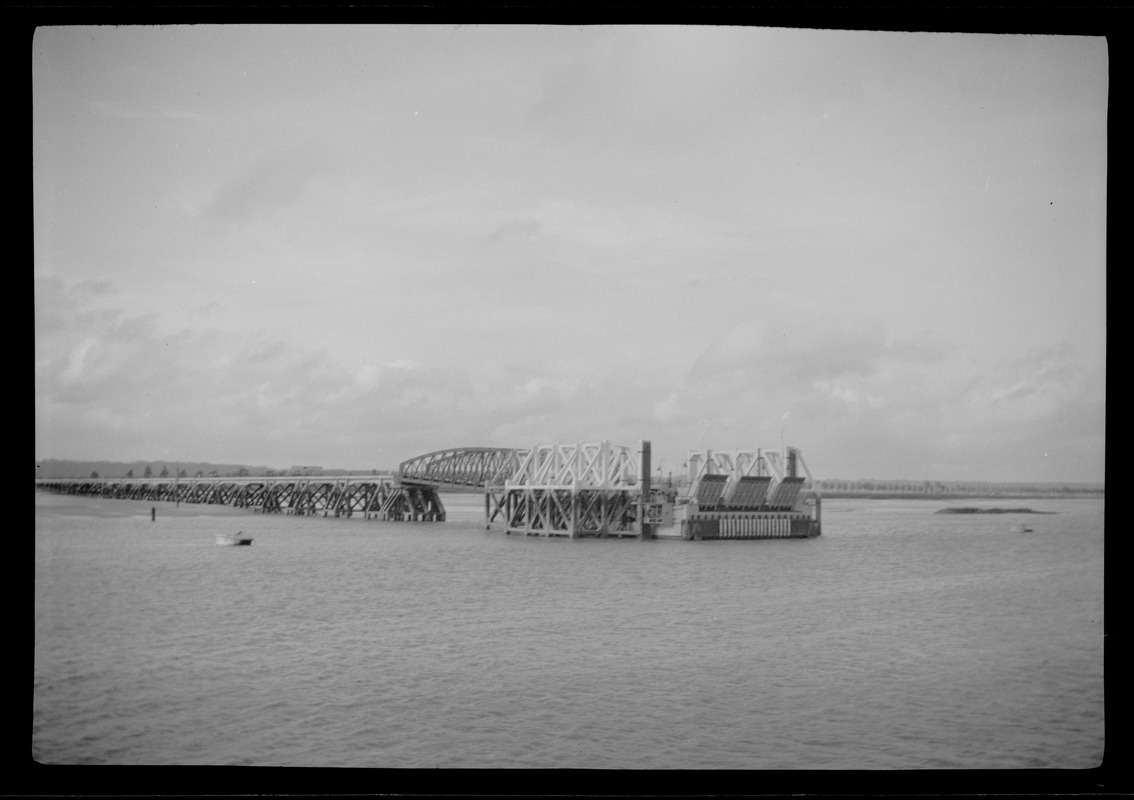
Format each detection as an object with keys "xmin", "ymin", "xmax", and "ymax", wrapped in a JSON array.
[{"xmin": 647, "ymin": 447, "xmax": 820, "ymax": 540}]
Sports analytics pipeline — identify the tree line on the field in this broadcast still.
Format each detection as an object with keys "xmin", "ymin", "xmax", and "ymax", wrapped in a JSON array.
[
  {"xmin": 84, "ymin": 466, "xmax": 393, "ymax": 479},
  {"xmin": 813, "ymin": 478, "xmax": 1102, "ymax": 497}
]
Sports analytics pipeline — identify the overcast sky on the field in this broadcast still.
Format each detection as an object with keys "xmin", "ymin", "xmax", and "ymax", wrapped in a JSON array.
[{"xmin": 33, "ymin": 25, "xmax": 1107, "ymax": 482}]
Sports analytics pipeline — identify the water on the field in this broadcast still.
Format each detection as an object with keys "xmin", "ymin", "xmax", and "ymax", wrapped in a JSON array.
[{"xmin": 34, "ymin": 491, "xmax": 1104, "ymax": 770}]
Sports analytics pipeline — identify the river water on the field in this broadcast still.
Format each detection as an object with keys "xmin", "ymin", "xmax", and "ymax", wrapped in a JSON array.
[{"xmin": 33, "ymin": 490, "xmax": 1104, "ymax": 773}]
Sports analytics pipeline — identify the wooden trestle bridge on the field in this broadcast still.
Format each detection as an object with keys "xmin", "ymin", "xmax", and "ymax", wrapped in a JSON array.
[
  {"xmin": 35, "ymin": 441, "xmax": 822, "ymax": 539},
  {"xmin": 34, "ymin": 447, "xmax": 527, "ymax": 522}
]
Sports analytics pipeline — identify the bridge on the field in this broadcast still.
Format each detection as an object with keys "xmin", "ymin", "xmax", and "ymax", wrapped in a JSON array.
[
  {"xmin": 35, "ymin": 442, "xmax": 822, "ymax": 539},
  {"xmin": 35, "ymin": 446, "xmax": 527, "ymax": 522}
]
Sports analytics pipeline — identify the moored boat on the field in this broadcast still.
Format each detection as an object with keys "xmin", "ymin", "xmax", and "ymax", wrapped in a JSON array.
[{"xmin": 216, "ymin": 532, "xmax": 254, "ymax": 546}]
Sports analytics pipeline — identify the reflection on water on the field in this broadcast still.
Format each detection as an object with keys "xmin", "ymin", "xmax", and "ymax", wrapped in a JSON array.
[{"xmin": 34, "ymin": 492, "xmax": 1104, "ymax": 769}]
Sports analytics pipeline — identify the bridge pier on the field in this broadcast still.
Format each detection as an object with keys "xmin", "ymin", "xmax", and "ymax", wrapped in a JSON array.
[
  {"xmin": 485, "ymin": 487, "xmax": 508, "ymax": 530},
  {"xmin": 379, "ymin": 484, "xmax": 446, "ymax": 522},
  {"xmin": 500, "ymin": 487, "xmax": 638, "ymax": 537},
  {"xmin": 487, "ymin": 441, "xmax": 645, "ymax": 538}
]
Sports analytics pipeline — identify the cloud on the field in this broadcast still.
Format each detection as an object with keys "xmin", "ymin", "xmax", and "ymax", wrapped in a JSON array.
[
  {"xmin": 962, "ymin": 343, "xmax": 1094, "ymax": 426},
  {"xmin": 814, "ymin": 379, "xmax": 885, "ymax": 410},
  {"xmin": 58, "ymin": 336, "xmax": 102, "ymax": 385},
  {"xmin": 34, "ymin": 277, "xmax": 1104, "ymax": 482},
  {"xmin": 202, "ymin": 143, "xmax": 327, "ymax": 225},
  {"xmin": 684, "ymin": 316, "xmax": 905, "ymax": 396},
  {"xmin": 87, "ymin": 99, "xmax": 201, "ymax": 123},
  {"xmin": 640, "ymin": 314, "xmax": 1103, "ymax": 481},
  {"xmin": 529, "ymin": 27, "xmax": 774, "ymax": 153},
  {"xmin": 35, "ymin": 283, "xmax": 619, "ymax": 465},
  {"xmin": 487, "ymin": 218, "xmax": 542, "ymax": 244}
]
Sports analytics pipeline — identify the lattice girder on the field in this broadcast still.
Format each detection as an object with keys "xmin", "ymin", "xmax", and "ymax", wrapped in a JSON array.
[
  {"xmin": 502, "ymin": 486, "xmax": 637, "ymax": 537},
  {"xmin": 398, "ymin": 447, "xmax": 524, "ymax": 489},
  {"xmin": 507, "ymin": 441, "xmax": 641, "ymax": 490}
]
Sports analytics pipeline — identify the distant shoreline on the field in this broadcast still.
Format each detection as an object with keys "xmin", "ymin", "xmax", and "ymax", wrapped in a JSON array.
[
  {"xmin": 817, "ymin": 491, "xmax": 1102, "ymax": 500},
  {"xmin": 935, "ymin": 507, "xmax": 1060, "ymax": 515}
]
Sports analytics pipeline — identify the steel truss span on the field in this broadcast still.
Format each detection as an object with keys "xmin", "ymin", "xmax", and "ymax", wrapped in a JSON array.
[
  {"xmin": 397, "ymin": 447, "xmax": 524, "ymax": 489},
  {"xmin": 485, "ymin": 441, "xmax": 647, "ymax": 538}
]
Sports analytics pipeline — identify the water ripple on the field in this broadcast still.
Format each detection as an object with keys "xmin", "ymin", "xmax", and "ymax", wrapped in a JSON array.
[{"xmin": 35, "ymin": 493, "xmax": 1104, "ymax": 769}]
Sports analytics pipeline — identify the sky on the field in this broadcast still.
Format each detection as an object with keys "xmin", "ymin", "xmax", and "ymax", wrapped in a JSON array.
[{"xmin": 33, "ymin": 25, "xmax": 1107, "ymax": 482}]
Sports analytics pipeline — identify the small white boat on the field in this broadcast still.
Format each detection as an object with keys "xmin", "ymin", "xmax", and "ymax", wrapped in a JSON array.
[
  {"xmin": 216, "ymin": 532, "xmax": 254, "ymax": 546},
  {"xmin": 1013, "ymin": 524, "xmax": 1034, "ymax": 533}
]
